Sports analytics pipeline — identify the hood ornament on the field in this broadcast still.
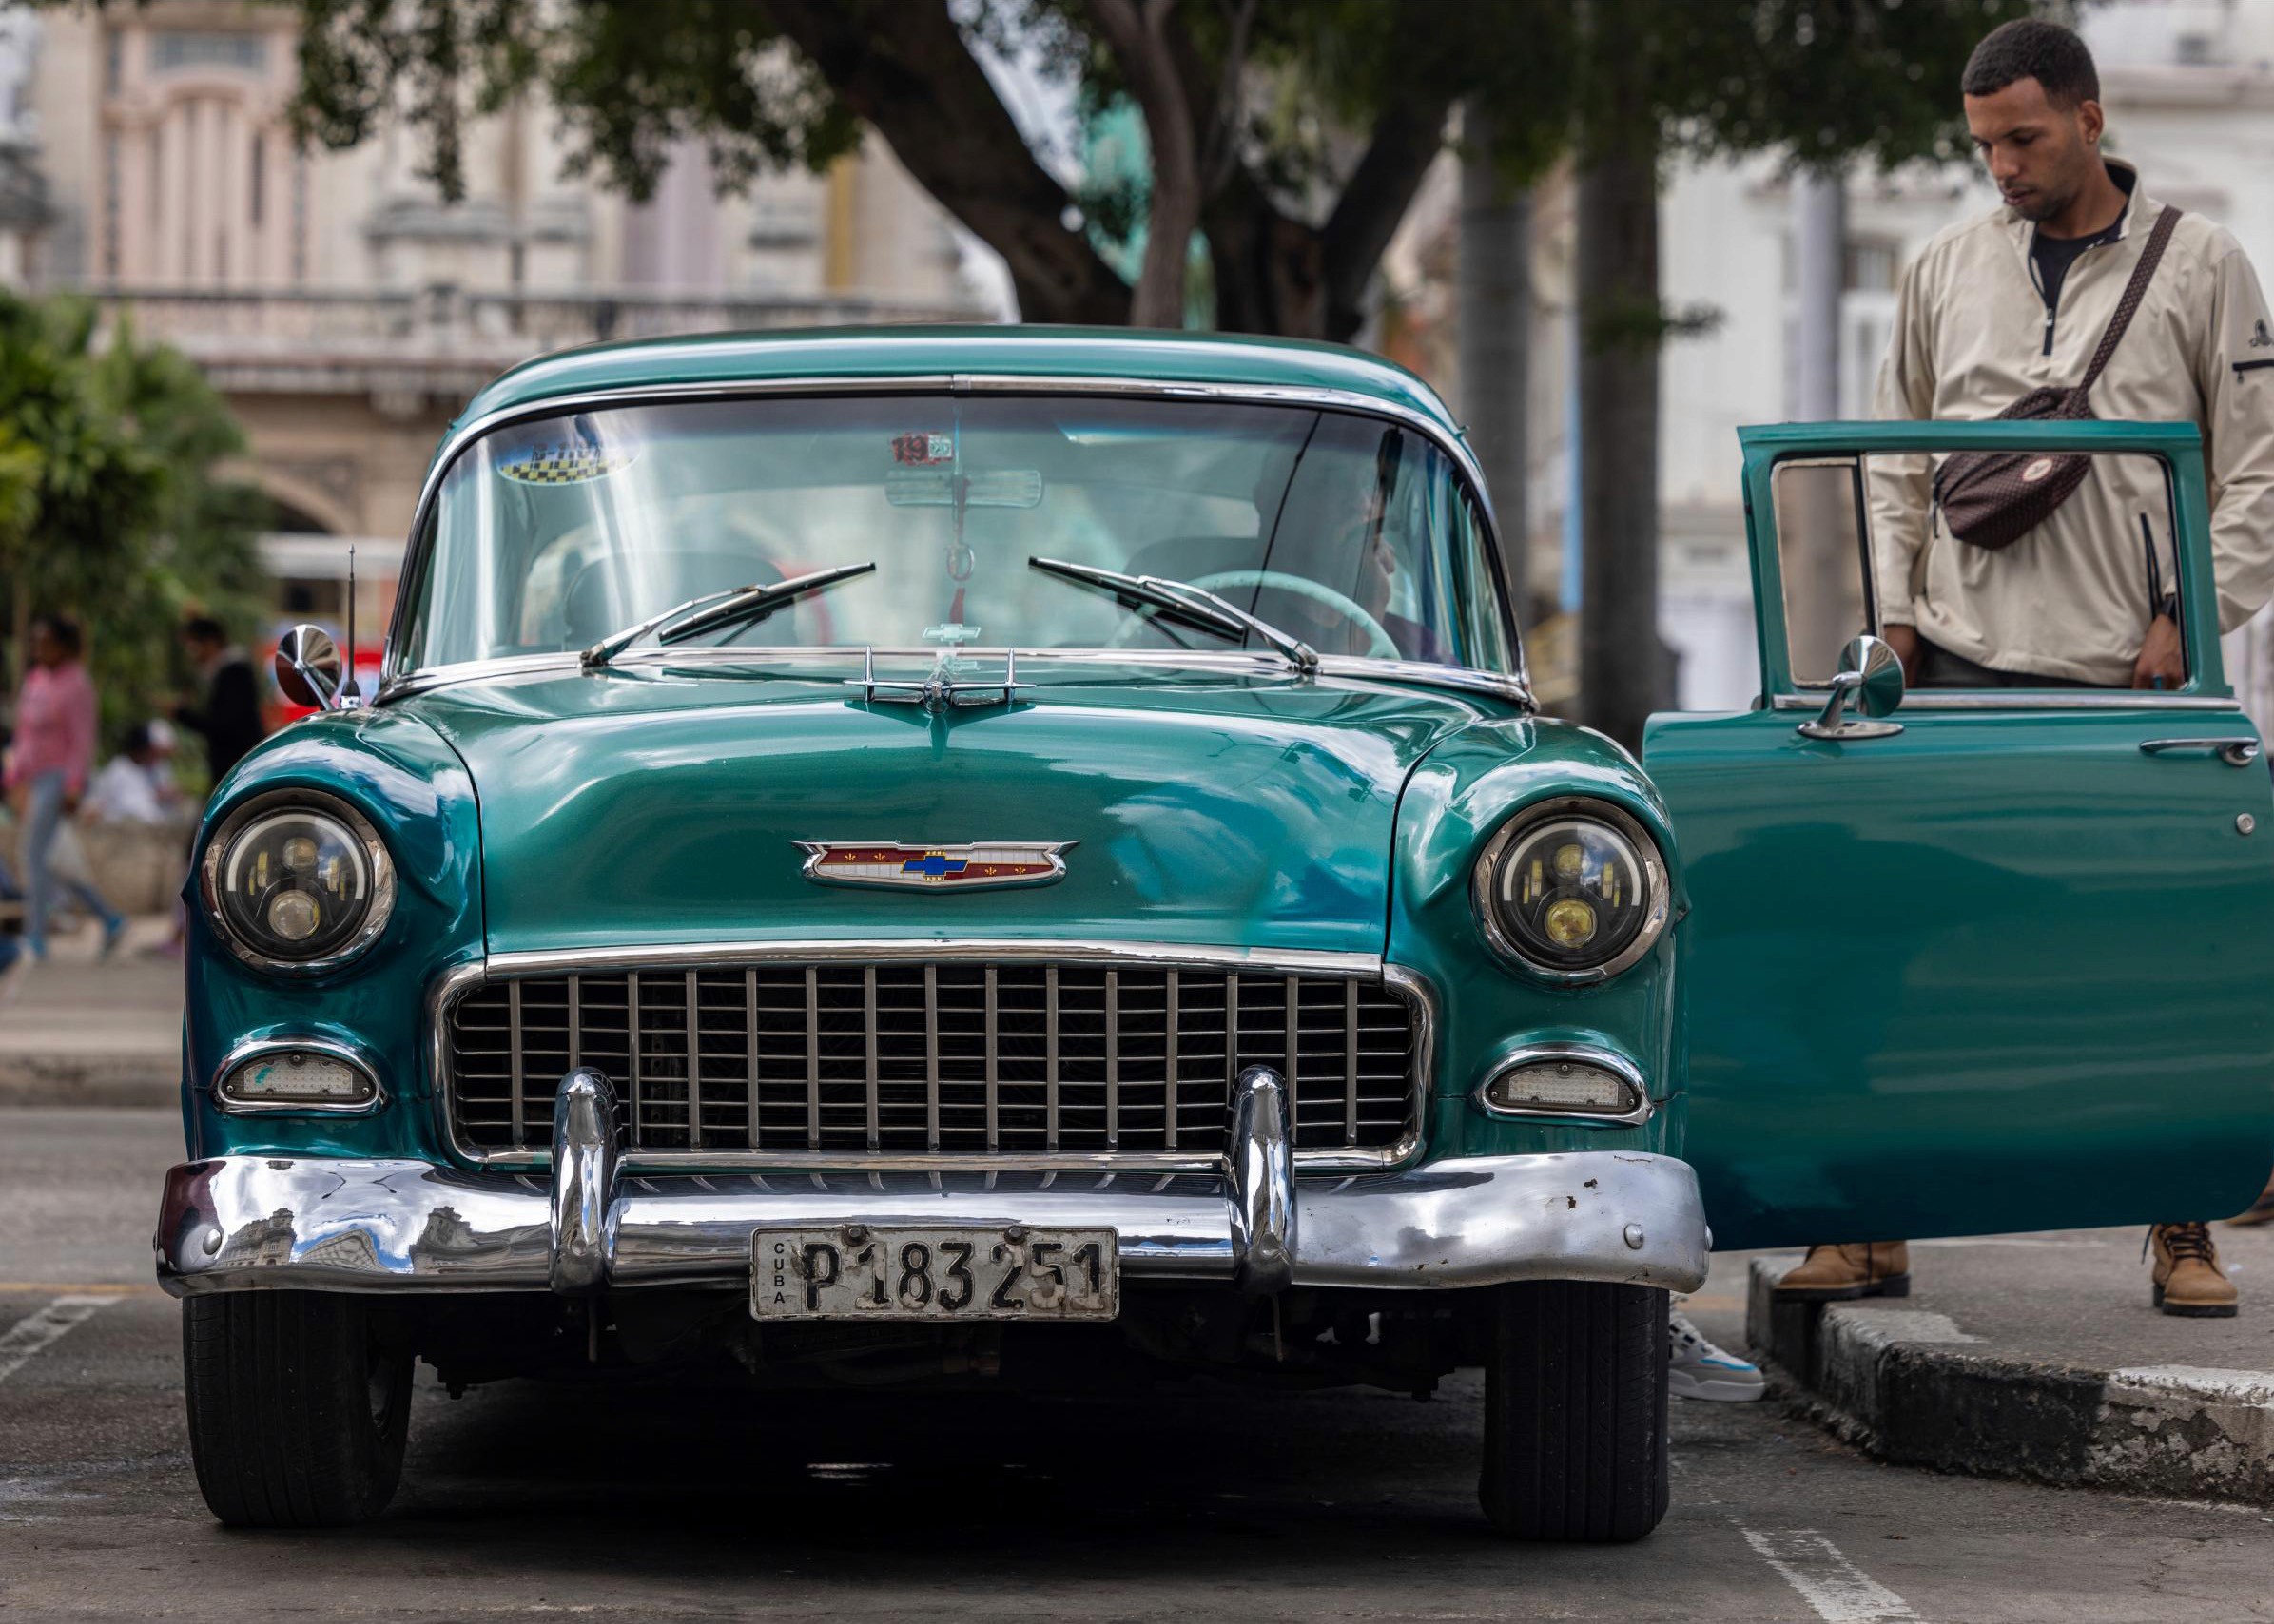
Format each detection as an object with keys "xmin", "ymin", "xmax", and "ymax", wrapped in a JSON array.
[
  {"xmin": 796, "ymin": 841, "xmax": 1076, "ymax": 892},
  {"xmin": 849, "ymin": 624, "xmax": 1026, "ymax": 711}
]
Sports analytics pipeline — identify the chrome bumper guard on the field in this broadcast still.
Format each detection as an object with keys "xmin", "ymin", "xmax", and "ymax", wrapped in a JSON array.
[{"xmin": 155, "ymin": 1066, "xmax": 1709, "ymax": 1298}]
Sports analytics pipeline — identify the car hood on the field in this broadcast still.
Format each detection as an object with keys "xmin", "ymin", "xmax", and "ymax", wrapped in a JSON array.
[{"xmin": 400, "ymin": 660, "xmax": 1503, "ymax": 957}]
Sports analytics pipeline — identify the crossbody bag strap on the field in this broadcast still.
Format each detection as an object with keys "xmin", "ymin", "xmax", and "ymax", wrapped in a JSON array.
[{"xmin": 2079, "ymin": 204, "xmax": 2183, "ymax": 392}]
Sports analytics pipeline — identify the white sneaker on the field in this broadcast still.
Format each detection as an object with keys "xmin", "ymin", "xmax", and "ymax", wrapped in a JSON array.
[{"xmin": 1668, "ymin": 1310, "xmax": 1765, "ymax": 1402}]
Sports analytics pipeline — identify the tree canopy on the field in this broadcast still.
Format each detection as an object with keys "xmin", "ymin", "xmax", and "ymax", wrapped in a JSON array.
[
  {"xmin": 277, "ymin": 0, "xmax": 2064, "ymax": 338},
  {"xmin": 0, "ymin": 295, "xmax": 267, "ymax": 759}
]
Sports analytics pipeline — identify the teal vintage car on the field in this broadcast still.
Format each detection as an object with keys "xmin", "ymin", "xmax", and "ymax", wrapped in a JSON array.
[{"xmin": 155, "ymin": 329, "xmax": 2274, "ymax": 1541}]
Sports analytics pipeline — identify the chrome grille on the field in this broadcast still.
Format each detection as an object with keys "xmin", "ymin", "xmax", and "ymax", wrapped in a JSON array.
[{"xmin": 444, "ymin": 959, "xmax": 1423, "ymax": 1166}]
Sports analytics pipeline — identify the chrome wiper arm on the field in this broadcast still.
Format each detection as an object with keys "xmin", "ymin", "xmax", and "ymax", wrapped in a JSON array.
[
  {"xmin": 581, "ymin": 562, "xmax": 876, "ymax": 670},
  {"xmin": 656, "ymin": 561, "xmax": 876, "ymax": 647},
  {"xmin": 1028, "ymin": 556, "xmax": 1318, "ymax": 674},
  {"xmin": 582, "ymin": 586, "xmax": 744, "ymax": 670}
]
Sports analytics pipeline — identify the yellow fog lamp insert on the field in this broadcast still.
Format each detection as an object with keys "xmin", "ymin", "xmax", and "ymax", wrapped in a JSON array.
[
  {"xmin": 215, "ymin": 1041, "xmax": 380, "ymax": 1112},
  {"xmin": 1478, "ymin": 1047, "xmax": 1651, "ymax": 1124},
  {"xmin": 1472, "ymin": 798, "xmax": 1669, "ymax": 983},
  {"xmin": 199, "ymin": 791, "xmax": 397, "ymax": 975}
]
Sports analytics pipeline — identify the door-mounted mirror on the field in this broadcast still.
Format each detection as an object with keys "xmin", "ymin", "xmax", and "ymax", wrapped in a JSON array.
[
  {"xmin": 1797, "ymin": 633, "xmax": 1904, "ymax": 741},
  {"xmin": 274, "ymin": 624, "xmax": 344, "ymax": 711}
]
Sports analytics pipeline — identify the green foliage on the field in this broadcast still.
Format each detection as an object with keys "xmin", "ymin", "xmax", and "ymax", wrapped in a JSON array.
[
  {"xmin": 264, "ymin": 0, "xmax": 2081, "ymax": 328},
  {"xmin": 1592, "ymin": 0, "xmax": 2080, "ymax": 171},
  {"xmin": 289, "ymin": 0, "xmax": 862, "ymax": 202},
  {"xmin": 0, "ymin": 292, "xmax": 266, "ymax": 757}
]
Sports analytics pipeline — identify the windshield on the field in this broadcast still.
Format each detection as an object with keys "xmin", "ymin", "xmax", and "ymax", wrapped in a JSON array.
[{"xmin": 394, "ymin": 393, "xmax": 1515, "ymax": 677}]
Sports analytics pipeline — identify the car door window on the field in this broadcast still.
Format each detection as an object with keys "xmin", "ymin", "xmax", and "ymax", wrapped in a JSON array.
[
  {"xmin": 1770, "ymin": 458, "xmax": 1876, "ymax": 687},
  {"xmin": 1771, "ymin": 448, "xmax": 2190, "ymax": 697}
]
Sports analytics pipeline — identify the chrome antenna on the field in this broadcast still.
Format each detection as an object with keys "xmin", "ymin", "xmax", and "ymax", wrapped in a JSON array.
[{"xmin": 342, "ymin": 539, "xmax": 360, "ymax": 705}]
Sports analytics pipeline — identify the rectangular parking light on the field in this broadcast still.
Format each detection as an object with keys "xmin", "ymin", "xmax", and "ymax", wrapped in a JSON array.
[
  {"xmin": 220, "ymin": 1049, "xmax": 375, "ymax": 1106},
  {"xmin": 1486, "ymin": 1059, "xmax": 1640, "ymax": 1115}
]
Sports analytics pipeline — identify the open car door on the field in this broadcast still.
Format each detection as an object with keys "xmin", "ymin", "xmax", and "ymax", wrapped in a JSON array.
[{"xmin": 1645, "ymin": 420, "xmax": 2274, "ymax": 1251}]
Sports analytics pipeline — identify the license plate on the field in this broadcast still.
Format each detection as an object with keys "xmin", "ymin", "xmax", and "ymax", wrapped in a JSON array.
[{"xmin": 750, "ymin": 1225, "xmax": 1118, "ymax": 1322}]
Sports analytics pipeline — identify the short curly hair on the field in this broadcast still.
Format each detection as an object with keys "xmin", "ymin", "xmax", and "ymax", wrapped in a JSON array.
[{"xmin": 1963, "ymin": 18, "xmax": 2100, "ymax": 108}]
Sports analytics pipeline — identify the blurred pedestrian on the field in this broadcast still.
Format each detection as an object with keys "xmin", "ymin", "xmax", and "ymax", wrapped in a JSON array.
[
  {"xmin": 84, "ymin": 720, "xmax": 180, "ymax": 826},
  {"xmin": 6, "ymin": 614, "xmax": 126, "ymax": 960},
  {"xmin": 172, "ymin": 615, "xmax": 262, "ymax": 788},
  {"xmin": 1778, "ymin": 17, "xmax": 2274, "ymax": 1319}
]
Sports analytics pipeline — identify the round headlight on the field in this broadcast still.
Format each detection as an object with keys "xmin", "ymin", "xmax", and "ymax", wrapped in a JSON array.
[
  {"xmin": 200, "ymin": 792, "xmax": 396, "ymax": 973},
  {"xmin": 1472, "ymin": 799, "xmax": 1669, "ymax": 982}
]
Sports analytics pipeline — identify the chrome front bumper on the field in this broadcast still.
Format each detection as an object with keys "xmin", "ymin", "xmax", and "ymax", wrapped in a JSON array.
[{"xmin": 155, "ymin": 1069, "xmax": 1709, "ymax": 1298}]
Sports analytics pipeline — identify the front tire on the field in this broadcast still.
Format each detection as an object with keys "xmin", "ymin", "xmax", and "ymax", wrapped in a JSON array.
[
  {"xmin": 1479, "ymin": 1280, "xmax": 1670, "ymax": 1542},
  {"xmin": 183, "ymin": 1292, "xmax": 413, "ymax": 1527}
]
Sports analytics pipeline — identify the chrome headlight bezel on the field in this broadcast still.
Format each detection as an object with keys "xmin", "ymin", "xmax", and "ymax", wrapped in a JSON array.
[
  {"xmin": 1470, "ymin": 797, "xmax": 1670, "ymax": 985},
  {"xmin": 198, "ymin": 789, "xmax": 398, "ymax": 976}
]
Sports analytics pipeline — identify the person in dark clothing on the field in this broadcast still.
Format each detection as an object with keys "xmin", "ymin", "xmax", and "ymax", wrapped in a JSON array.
[{"xmin": 173, "ymin": 617, "xmax": 264, "ymax": 786}]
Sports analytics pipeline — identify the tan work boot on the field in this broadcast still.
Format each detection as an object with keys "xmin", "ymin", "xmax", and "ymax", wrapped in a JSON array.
[
  {"xmin": 2149, "ymin": 1222, "xmax": 2238, "ymax": 1318},
  {"xmin": 1772, "ymin": 1242, "xmax": 1911, "ymax": 1302}
]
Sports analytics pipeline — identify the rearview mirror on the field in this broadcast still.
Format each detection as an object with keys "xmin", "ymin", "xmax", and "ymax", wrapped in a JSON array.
[
  {"xmin": 884, "ymin": 468, "xmax": 1045, "ymax": 509},
  {"xmin": 1797, "ymin": 634, "xmax": 1904, "ymax": 742},
  {"xmin": 275, "ymin": 624, "xmax": 343, "ymax": 711}
]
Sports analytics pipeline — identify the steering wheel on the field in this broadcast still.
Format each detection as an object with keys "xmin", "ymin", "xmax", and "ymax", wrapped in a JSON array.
[{"xmin": 1188, "ymin": 570, "xmax": 1398, "ymax": 660}]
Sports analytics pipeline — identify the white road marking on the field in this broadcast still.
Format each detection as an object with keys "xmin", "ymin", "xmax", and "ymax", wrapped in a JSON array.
[
  {"xmin": 1741, "ymin": 1528, "xmax": 1922, "ymax": 1623},
  {"xmin": 0, "ymin": 1296, "xmax": 112, "ymax": 1385}
]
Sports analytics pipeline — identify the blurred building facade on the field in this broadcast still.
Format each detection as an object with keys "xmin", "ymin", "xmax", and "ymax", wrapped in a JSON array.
[
  {"xmin": 0, "ymin": 2, "xmax": 986, "ymax": 645},
  {"xmin": 1384, "ymin": 0, "xmax": 2274, "ymax": 719}
]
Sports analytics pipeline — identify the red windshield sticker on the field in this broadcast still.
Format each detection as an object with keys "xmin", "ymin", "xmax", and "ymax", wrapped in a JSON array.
[{"xmin": 892, "ymin": 433, "xmax": 954, "ymax": 466}]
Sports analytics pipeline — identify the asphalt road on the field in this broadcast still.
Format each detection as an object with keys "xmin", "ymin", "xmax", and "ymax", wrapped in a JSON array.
[{"xmin": 5, "ymin": 1108, "xmax": 2273, "ymax": 1623}]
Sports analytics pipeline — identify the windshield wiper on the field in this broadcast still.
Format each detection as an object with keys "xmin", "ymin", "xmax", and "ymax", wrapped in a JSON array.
[
  {"xmin": 581, "ymin": 562, "xmax": 876, "ymax": 670},
  {"xmin": 1029, "ymin": 556, "xmax": 1318, "ymax": 674}
]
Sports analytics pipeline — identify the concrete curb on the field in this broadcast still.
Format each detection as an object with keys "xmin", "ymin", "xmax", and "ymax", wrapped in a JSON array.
[{"xmin": 1748, "ymin": 1257, "xmax": 2274, "ymax": 1504}]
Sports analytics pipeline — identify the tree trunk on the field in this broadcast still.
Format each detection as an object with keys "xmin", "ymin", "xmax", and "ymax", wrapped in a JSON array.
[
  {"xmin": 1205, "ymin": 174, "xmax": 1326, "ymax": 337},
  {"xmin": 1086, "ymin": 0, "xmax": 1200, "ymax": 328},
  {"xmin": 765, "ymin": 0, "xmax": 1133, "ymax": 325},
  {"xmin": 1458, "ymin": 103, "xmax": 1531, "ymax": 623},
  {"xmin": 1575, "ymin": 126, "xmax": 1665, "ymax": 748},
  {"xmin": 1793, "ymin": 167, "xmax": 1845, "ymax": 421}
]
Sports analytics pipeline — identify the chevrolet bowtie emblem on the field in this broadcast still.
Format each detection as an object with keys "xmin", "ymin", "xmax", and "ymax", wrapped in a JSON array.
[{"xmin": 795, "ymin": 841, "xmax": 1076, "ymax": 891}]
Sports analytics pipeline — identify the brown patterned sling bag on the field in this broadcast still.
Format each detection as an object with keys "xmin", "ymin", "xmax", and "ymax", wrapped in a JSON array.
[{"xmin": 1932, "ymin": 204, "xmax": 2182, "ymax": 551}]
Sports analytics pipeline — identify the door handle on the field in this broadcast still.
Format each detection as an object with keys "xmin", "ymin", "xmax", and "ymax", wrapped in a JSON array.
[{"xmin": 2139, "ymin": 737, "xmax": 2262, "ymax": 766}]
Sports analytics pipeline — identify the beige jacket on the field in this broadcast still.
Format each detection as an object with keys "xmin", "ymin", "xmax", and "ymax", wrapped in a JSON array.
[{"xmin": 1869, "ymin": 160, "xmax": 2274, "ymax": 686}]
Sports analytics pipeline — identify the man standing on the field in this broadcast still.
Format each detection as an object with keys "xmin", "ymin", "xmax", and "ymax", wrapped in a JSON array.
[
  {"xmin": 1776, "ymin": 18, "xmax": 2274, "ymax": 1318},
  {"xmin": 172, "ymin": 616, "xmax": 263, "ymax": 788}
]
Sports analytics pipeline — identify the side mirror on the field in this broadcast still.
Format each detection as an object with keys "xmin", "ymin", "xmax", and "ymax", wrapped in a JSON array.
[
  {"xmin": 275, "ymin": 624, "xmax": 344, "ymax": 711},
  {"xmin": 1797, "ymin": 633, "xmax": 1905, "ymax": 742}
]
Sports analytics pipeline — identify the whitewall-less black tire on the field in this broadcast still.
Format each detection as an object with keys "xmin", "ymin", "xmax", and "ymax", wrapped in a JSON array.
[
  {"xmin": 183, "ymin": 1292, "xmax": 412, "ymax": 1527},
  {"xmin": 1479, "ymin": 1280, "xmax": 1671, "ymax": 1542}
]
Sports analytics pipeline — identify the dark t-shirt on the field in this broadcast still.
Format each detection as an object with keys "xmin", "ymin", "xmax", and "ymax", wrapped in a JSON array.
[{"xmin": 2031, "ymin": 198, "xmax": 2130, "ymax": 313}]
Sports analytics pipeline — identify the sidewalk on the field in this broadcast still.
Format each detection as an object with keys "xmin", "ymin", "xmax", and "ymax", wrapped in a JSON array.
[
  {"xmin": 1741, "ymin": 1227, "xmax": 2274, "ymax": 1504},
  {"xmin": 0, "ymin": 916, "xmax": 181, "ymax": 1106}
]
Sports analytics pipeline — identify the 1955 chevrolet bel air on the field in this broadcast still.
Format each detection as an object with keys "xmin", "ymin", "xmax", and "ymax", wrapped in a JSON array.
[{"xmin": 156, "ymin": 327, "xmax": 2274, "ymax": 1540}]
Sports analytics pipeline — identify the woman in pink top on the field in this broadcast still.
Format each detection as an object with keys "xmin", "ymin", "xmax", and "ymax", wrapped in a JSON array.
[{"xmin": 9, "ymin": 616, "xmax": 123, "ymax": 959}]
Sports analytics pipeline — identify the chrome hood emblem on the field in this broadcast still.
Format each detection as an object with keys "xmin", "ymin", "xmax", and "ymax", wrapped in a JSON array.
[{"xmin": 795, "ymin": 841, "xmax": 1076, "ymax": 891}]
